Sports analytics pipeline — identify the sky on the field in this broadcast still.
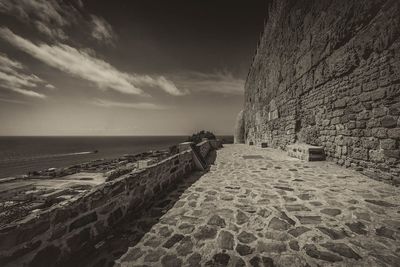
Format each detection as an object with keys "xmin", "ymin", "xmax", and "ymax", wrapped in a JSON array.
[{"xmin": 0, "ymin": 0, "xmax": 268, "ymax": 136}]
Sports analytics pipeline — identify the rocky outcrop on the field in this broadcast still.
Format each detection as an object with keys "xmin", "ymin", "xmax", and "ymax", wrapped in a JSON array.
[{"xmin": 244, "ymin": 0, "xmax": 400, "ymax": 184}]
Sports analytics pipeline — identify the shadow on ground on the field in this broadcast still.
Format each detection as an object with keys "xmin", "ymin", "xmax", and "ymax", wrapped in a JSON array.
[{"xmin": 62, "ymin": 169, "xmax": 209, "ymax": 267}]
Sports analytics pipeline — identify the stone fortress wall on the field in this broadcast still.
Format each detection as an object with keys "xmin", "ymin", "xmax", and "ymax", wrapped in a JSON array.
[
  {"xmin": 0, "ymin": 140, "xmax": 216, "ymax": 266},
  {"xmin": 241, "ymin": 0, "xmax": 400, "ymax": 184}
]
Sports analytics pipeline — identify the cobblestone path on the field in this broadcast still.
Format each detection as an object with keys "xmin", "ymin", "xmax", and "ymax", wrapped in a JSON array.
[{"xmin": 116, "ymin": 144, "xmax": 400, "ymax": 267}]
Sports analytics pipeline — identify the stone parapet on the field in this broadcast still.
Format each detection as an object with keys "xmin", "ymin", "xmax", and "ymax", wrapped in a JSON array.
[{"xmin": 0, "ymin": 149, "xmax": 194, "ymax": 266}]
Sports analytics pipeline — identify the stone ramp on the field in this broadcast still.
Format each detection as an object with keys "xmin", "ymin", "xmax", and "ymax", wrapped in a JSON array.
[{"xmin": 115, "ymin": 144, "xmax": 400, "ymax": 267}]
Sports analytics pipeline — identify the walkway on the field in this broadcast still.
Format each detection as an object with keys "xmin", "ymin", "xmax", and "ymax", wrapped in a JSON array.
[{"xmin": 116, "ymin": 144, "xmax": 400, "ymax": 267}]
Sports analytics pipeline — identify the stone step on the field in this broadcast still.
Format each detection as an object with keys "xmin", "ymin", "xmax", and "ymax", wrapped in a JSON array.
[{"xmin": 287, "ymin": 143, "xmax": 325, "ymax": 161}]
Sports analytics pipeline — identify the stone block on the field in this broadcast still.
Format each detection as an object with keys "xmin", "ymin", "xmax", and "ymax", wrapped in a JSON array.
[
  {"xmin": 371, "ymin": 88, "xmax": 386, "ymax": 100},
  {"xmin": 372, "ymin": 128, "xmax": 387, "ymax": 138},
  {"xmin": 287, "ymin": 143, "xmax": 325, "ymax": 161},
  {"xmin": 362, "ymin": 137, "xmax": 379, "ymax": 149},
  {"xmin": 369, "ymin": 150, "xmax": 385, "ymax": 163},
  {"xmin": 380, "ymin": 139, "xmax": 397, "ymax": 150},
  {"xmin": 383, "ymin": 150, "xmax": 400, "ymax": 159},
  {"xmin": 372, "ymin": 107, "xmax": 387, "ymax": 118},
  {"xmin": 387, "ymin": 128, "xmax": 400, "ymax": 139},
  {"xmin": 351, "ymin": 148, "xmax": 368, "ymax": 160},
  {"xmin": 381, "ymin": 116, "xmax": 397, "ymax": 128}
]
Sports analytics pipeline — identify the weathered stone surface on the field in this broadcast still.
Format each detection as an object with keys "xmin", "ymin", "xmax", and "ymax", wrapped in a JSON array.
[
  {"xmin": 268, "ymin": 217, "xmax": 290, "ymax": 230},
  {"xmin": 317, "ymin": 227, "xmax": 349, "ymax": 240},
  {"xmin": 365, "ymin": 199, "xmax": 397, "ymax": 207},
  {"xmin": 67, "ymin": 227, "xmax": 90, "ymax": 251},
  {"xmin": 236, "ymin": 244, "xmax": 254, "ymax": 256},
  {"xmin": 119, "ymin": 247, "xmax": 143, "ymax": 262},
  {"xmin": 193, "ymin": 226, "xmax": 217, "ymax": 240},
  {"xmin": 238, "ymin": 231, "xmax": 257, "ymax": 244},
  {"xmin": 236, "ymin": 210, "xmax": 249, "ymax": 225},
  {"xmin": 188, "ymin": 253, "xmax": 202, "ymax": 267},
  {"xmin": 163, "ymin": 234, "xmax": 184, "ymax": 248},
  {"xmin": 144, "ymin": 249, "xmax": 163, "ymax": 262},
  {"xmin": 250, "ymin": 256, "xmax": 276, "ymax": 267},
  {"xmin": 161, "ymin": 255, "xmax": 182, "ymax": 267},
  {"xmin": 295, "ymin": 216, "xmax": 322, "ymax": 224},
  {"xmin": 321, "ymin": 242, "xmax": 361, "ymax": 260},
  {"xmin": 346, "ymin": 222, "xmax": 368, "ymax": 235},
  {"xmin": 69, "ymin": 212, "xmax": 97, "ymax": 232},
  {"xmin": 285, "ymin": 204, "xmax": 311, "ymax": 211},
  {"xmin": 320, "ymin": 208, "xmax": 342, "ymax": 217},
  {"xmin": 207, "ymin": 215, "xmax": 226, "ymax": 228},
  {"xmin": 178, "ymin": 223, "xmax": 195, "ymax": 234},
  {"xmin": 211, "ymin": 253, "xmax": 230, "ymax": 266},
  {"xmin": 107, "ymin": 145, "xmax": 400, "ymax": 267},
  {"xmin": 218, "ymin": 230, "xmax": 235, "ymax": 250},
  {"xmin": 304, "ymin": 244, "xmax": 343, "ymax": 262},
  {"xmin": 280, "ymin": 211, "xmax": 295, "ymax": 225},
  {"xmin": 289, "ymin": 240, "xmax": 299, "ymax": 251},
  {"xmin": 176, "ymin": 236, "xmax": 193, "ymax": 256},
  {"xmin": 257, "ymin": 241, "xmax": 286, "ymax": 253},
  {"xmin": 242, "ymin": 0, "xmax": 400, "ymax": 184},
  {"xmin": 288, "ymin": 226, "xmax": 311, "ymax": 237},
  {"xmin": 376, "ymin": 226, "xmax": 395, "ymax": 240}
]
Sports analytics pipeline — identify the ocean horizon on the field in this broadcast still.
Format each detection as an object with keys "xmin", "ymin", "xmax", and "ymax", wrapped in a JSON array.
[{"xmin": 0, "ymin": 135, "xmax": 233, "ymax": 178}]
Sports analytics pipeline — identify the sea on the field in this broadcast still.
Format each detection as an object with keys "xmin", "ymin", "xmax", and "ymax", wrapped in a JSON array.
[{"xmin": 0, "ymin": 136, "xmax": 233, "ymax": 178}]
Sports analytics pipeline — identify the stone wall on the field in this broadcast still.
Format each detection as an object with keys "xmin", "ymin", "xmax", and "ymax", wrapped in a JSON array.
[
  {"xmin": 0, "ymin": 149, "xmax": 194, "ymax": 267},
  {"xmin": 243, "ymin": 0, "xmax": 400, "ymax": 184},
  {"xmin": 196, "ymin": 140, "xmax": 211, "ymax": 158}
]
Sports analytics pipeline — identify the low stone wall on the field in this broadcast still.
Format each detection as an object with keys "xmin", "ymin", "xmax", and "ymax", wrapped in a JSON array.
[
  {"xmin": 0, "ymin": 149, "xmax": 194, "ymax": 267},
  {"xmin": 196, "ymin": 140, "xmax": 211, "ymax": 158}
]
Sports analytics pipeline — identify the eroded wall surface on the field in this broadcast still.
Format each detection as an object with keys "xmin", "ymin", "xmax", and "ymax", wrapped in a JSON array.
[{"xmin": 244, "ymin": 0, "xmax": 400, "ymax": 184}]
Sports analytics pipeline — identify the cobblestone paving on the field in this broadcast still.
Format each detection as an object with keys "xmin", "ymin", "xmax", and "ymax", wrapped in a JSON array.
[{"xmin": 116, "ymin": 144, "xmax": 400, "ymax": 267}]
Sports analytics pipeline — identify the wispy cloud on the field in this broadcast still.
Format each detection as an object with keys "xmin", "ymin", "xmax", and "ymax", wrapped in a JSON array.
[
  {"xmin": 174, "ymin": 71, "xmax": 244, "ymax": 95},
  {"xmin": 45, "ymin": 84, "xmax": 56, "ymax": 90},
  {"xmin": 0, "ymin": 0, "xmax": 71, "ymax": 40},
  {"xmin": 92, "ymin": 98, "xmax": 168, "ymax": 110},
  {"xmin": 0, "ymin": 53, "xmax": 46, "ymax": 98},
  {"xmin": 0, "ymin": 28, "xmax": 184, "ymax": 96},
  {"xmin": 0, "ymin": 0, "xmax": 116, "ymax": 45},
  {"xmin": 91, "ymin": 15, "xmax": 117, "ymax": 46}
]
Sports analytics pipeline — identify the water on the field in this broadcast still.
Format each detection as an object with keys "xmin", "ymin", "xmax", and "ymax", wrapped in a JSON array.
[{"xmin": 0, "ymin": 136, "xmax": 189, "ymax": 178}]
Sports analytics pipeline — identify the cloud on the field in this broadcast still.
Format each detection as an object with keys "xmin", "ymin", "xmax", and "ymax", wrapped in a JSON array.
[
  {"xmin": 131, "ymin": 75, "xmax": 188, "ymax": 96},
  {"xmin": 0, "ymin": 0, "xmax": 117, "ymax": 46},
  {"xmin": 92, "ymin": 98, "xmax": 168, "ymax": 110},
  {"xmin": 0, "ymin": 0, "xmax": 70, "ymax": 40},
  {"xmin": 0, "ymin": 53, "xmax": 46, "ymax": 98},
  {"xmin": 91, "ymin": 15, "xmax": 117, "ymax": 46},
  {"xmin": 0, "ymin": 28, "xmax": 184, "ymax": 96},
  {"xmin": 45, "ymin": 84, "xmax": 56, "ymax": 90},
  {"xmin": 174, "ymin": 71, "xmax": 245, "ymax": 95},
  {"xmin": 9, "ymin": 88, "xmax": 46, "ymax": 99}
]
